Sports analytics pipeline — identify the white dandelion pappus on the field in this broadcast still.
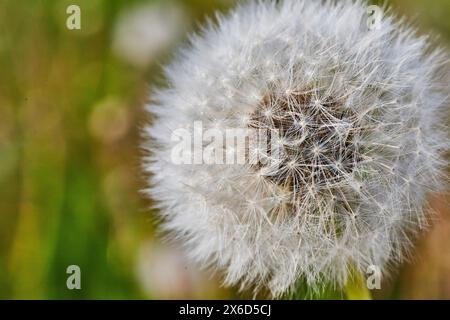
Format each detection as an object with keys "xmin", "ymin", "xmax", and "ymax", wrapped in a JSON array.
[{"xmin": 143, "ymin": 0, "xmax": 449, "ymax": 297}]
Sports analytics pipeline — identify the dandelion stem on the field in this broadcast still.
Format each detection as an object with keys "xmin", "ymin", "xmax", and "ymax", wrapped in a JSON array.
[{"xmin": 345, "ymin": 267, "xmax": 372, "ymax": 300}]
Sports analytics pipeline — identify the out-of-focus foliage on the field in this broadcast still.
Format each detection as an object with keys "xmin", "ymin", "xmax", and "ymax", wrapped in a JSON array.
[{"xmin": 0, "ymin": 0, "xmax": 448, "ymax": 299}]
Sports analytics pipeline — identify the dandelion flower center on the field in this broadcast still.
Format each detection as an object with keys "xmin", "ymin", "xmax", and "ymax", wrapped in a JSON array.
[{"xmin": 249, "ymin": 90, "xmax": 362, "ymax": 199}]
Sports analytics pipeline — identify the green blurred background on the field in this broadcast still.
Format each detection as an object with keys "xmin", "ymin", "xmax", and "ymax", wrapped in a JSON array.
[{"xmin": 0, "ymin": 0, "xmax": 448, "ymax": 299}]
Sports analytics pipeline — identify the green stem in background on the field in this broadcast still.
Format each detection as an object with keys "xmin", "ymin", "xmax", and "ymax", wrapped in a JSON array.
[
  {"xmin": 285, "ymin": 266, "xmax": 372, "ymax": 300},
  {"xmin": 345, "ymin": 267, "xmax": 372, "ymax": 300},
  {"xmin": 286, "ymin": 279, "xmax": 344, "ymax": 300}
]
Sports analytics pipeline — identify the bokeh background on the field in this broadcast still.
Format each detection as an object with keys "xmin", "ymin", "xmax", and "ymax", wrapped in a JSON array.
[{"xmin": 0, "ymin": 0, "xmax": 448, "ymax": 299}]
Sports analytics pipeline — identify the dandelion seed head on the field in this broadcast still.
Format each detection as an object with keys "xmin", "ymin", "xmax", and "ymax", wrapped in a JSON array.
[{"xmin": 143, "ymin": 0, "xmax": 449, "ymax": 297}]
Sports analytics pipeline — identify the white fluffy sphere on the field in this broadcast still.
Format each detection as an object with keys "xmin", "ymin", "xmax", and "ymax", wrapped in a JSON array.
[{"xmin": 143, "ymin": 0, "xmax": 448, "ymax": 296}]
